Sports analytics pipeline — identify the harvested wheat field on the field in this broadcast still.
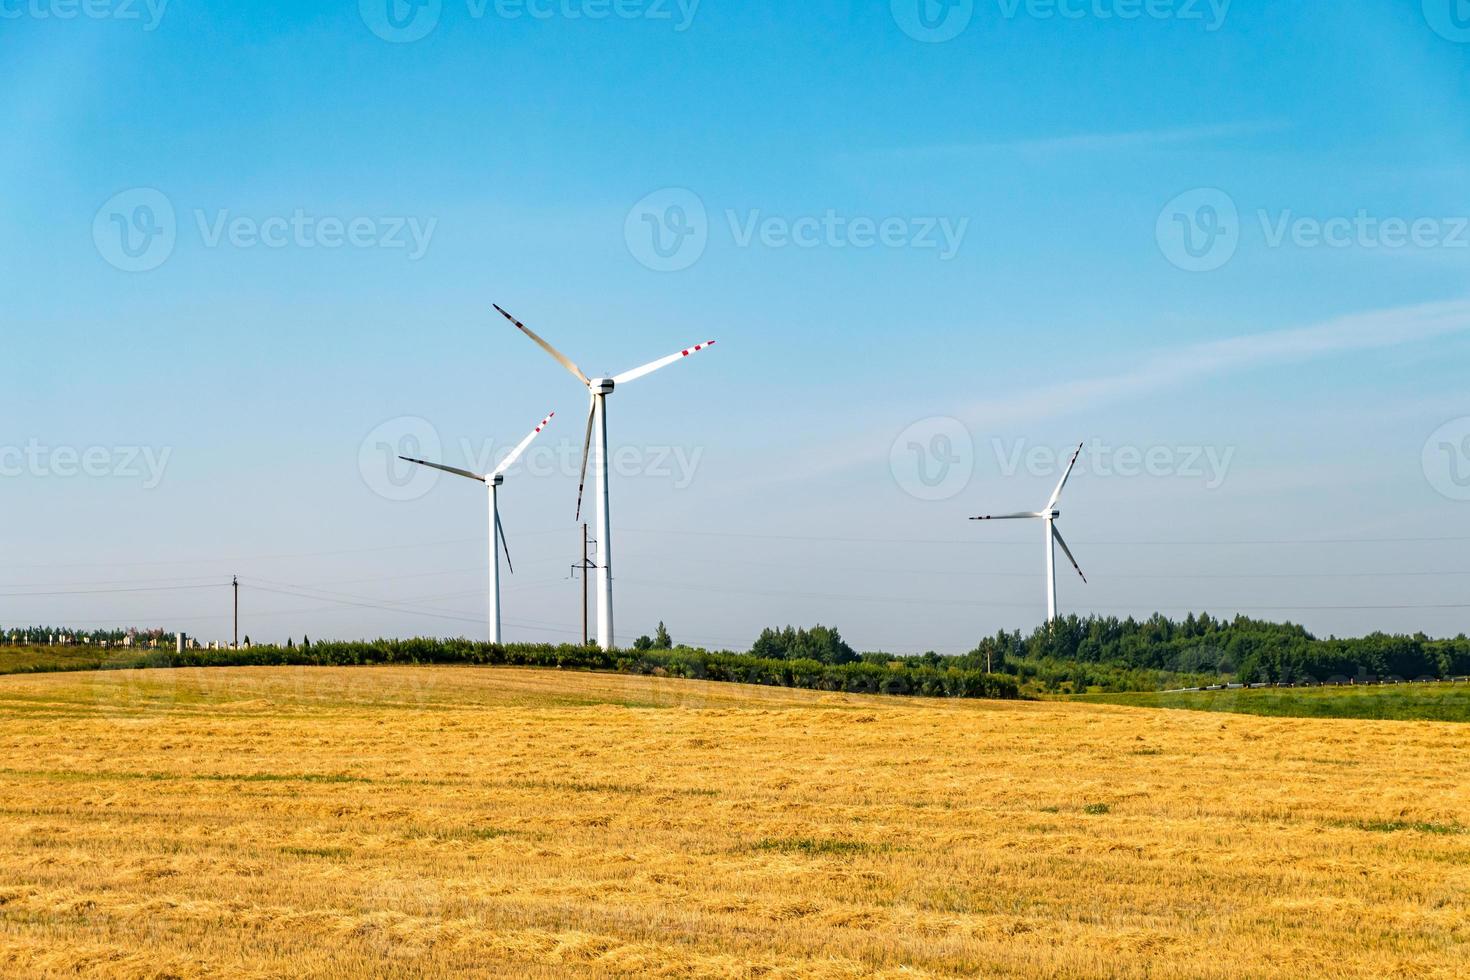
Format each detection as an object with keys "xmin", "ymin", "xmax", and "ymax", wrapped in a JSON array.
[{"xmin": 0, "ymin": 666, "xmax": 1466, "ymax": 978}]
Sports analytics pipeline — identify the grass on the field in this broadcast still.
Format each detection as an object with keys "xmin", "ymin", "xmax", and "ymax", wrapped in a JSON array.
[
  {"xmin": 749, "ymin": 837, "xmax": 890, "ymax": 856},
  {"xmin": 1069, "ymin": 682, "xmax": 1470, "ymax": 722},
  {"xmin": 0, "ymin": 664, "xmax": 1467, "ymax": 978},
  {"xmin": 1335, "ymin": 819, "xmax": 1466, "ymax": 836},
  {"xmin": 0, "ymin": 645, "xmax": 114, "ymax": 675}
]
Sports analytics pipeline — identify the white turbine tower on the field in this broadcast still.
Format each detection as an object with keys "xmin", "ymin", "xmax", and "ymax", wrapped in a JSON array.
[
  {"xmin": 399, "ymin": 412, "xmax": 555, "ymax": 645},
  {"xmin": 972, "ymin": 442, "xmax": 1088, "ymax": 623},
  {"xmin": 494, "ymin": 304, "xmax": 716, "ymax": 650}
]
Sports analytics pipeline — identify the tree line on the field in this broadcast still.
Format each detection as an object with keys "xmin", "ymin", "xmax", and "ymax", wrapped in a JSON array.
[{"xmin": 955, "ymin": 614, "xmax": 1470, "ymax": 692}]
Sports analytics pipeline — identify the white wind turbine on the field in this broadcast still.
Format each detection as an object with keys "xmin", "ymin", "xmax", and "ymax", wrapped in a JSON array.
[
  {"xmin": 972, "ymin": 443, "xmax": 1088, "ymax": 623},
  {"xmin": 494, "ymin": 304, "xmax": 716, "ymax": 650},
  {"xmin": 399, "ymin": 412, "xmax": 555, "ymax": 645}
]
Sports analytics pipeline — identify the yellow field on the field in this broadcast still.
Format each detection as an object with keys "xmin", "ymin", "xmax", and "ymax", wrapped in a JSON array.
[{"xmin": 0, "ymin": 666, "xmax": 1466, "ymax": 978}]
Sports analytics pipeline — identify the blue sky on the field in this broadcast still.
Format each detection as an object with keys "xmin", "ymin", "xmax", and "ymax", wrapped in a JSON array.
[{"xmin": 3, "ymin": 1, "xmax": 1469, "ymax": 652}]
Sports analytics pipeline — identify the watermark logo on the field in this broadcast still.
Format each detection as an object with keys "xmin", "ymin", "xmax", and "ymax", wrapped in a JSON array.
[
  {"xmin": 194, "ymin": 210, "xmax": 437, "ymax": 258},
  {"xmin": 1156, "ymin": 187, "xmax": 1240, "ymax": 272},
  {"xmin": 1258, "ymin": 210, "xmax": 1469, "ymax": 251},
  {"xmin": 625, "ymin": 188, "xmax": 709, "ymax": 272},
  {"xmin": 359, "ymin": 0, "xmax": 443, "ymax": 43},
  {"xmin": 892, "ymin": 0, "xmax": 1231, "ymax": 41},
  {"xmin": 360, "ymin": 417, "xmax": 443, "ymax": 502},
  {"xmin": 1423, "ymin": 0, "xmax": 1470, "ymax": 43},
  {"xmin": 94, "ymin": 658, "xmax": 180, "ymax": 725},
  {"xmin": 360, "ymin": 0, "xmax": 699, "ymax": 41},
  {"xmin": 94, "ymin": 190, "xmax": 438, "ymax": 271},
  {"xmin": 458, "ymin": 437, "xmax": 704, "ymax": 488},
  {"xmin": 1158, "ymin": 188, "xmax": 1470, "ymax": 272},
  {"xmin": 727, "ymin": 210, "xmax": 968, "ymax": 259},
  {"xmin": 625, "ymin": 189, "xmax": 970, "ymax": 271},
  {"xmin": 359, "ymin": 421, "xmax": 704, "ymax": 501},
  {"xmin": 93, "ymin": 188, "xmax": 176, "ymax": 273},
  {"xmin": 0, "ymin": 0, "xmax": 170, "ymax": 30},
  {"xmin": 995, "ymin": 0, "xmax": 1231, "ymax": 30},
  {"xmin": 890, "ymin": 417, "xmax": 975, "ymax": 501},
  {"xmin": 993, "ymin": 438, "xmax": 1235, "ymax": 489},
  {"xmin": 1423, "ymin": 417, "xmax": 1470, "ymax": 501},
  {"xmin": 0, "ymin": 440, "xmax": 172, "ymax": 489},
  {"xmin": 891, "ymin": 0, "xmax": 974, "ymax": 43}
]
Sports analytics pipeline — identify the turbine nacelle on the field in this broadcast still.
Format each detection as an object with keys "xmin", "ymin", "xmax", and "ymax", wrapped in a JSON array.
[
  {"xmin": 971, "ymin": 442, "xmax": 1087, "ymax": 621},
  {"xmin": 396, "ymin": 411, "xmax": 556, "ymax": 644},
  {"xmin": 496, "ymin": 303, "xmax": 718, "ymax": 650}
]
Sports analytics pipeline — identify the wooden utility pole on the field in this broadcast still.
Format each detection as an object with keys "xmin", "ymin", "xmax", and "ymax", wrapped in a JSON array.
[
  {"xmin": 570, "ymin": 525, "xmax": 597, "ymax": 646},
  {"xmin": 232, "ymin": 576, "xmax": 239, "ymax": 650}
]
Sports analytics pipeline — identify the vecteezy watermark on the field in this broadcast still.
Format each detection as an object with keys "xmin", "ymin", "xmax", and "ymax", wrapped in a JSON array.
[
  {"xmin": 891, "ymin": 0, "xmax": 975, "ymax": 42},
  {"xmin": 360, "ymin": 417, "xmax": 444, "ymax": 502},
  {"xmin": 1257, "ymin": 210, "xmax": 1470, "ymax": 251},
  {"xmin": 457, "ymin": 437, "xmax": 704, "ymax": 488},
  {"xmin": 992, "ymin": 438, "xmax": 1236, "ymax": 489},
  {"xmin": 1423, "ymin": 417, "xmax": 1470, "ymax": 501},
  {"xmin": 194, "ymin": 209, "xmax": 437, "ymax": 258},
  {"xmin": 0, "ymin": 440, "xmax": 172, "ymax": 489},
  {"xmin": 93, "ymin": 188, "xmax": 177, "ymax": 273},
  {"xmin": 625, "ymin": 188, "xmax": 709, "ymax": 273},
  {"xmin": 0, "ymin": 0, "xmax": 170, "ymax": 30},
  {"xmin": 891, "ymin": 0, "xmax": 1230, "ymax": 42},
  {"xmin": 94, "ymin": 188, "xmax": 437, "ymax": 272},
  {"xmin": 1422, "ymin": 0, "xmax": 1470, "ymax": 43},
  {"xmin": 625, "ymin": 188, "xmax": 969, "ymax": 272},
  {"xmin": 360, "ymin": 0, "xmax": 700, "ymax": 43},
  {"xmin": 727, "ymin": 211, "xmax": 969, "ymax": 259},
  {"xmin": 1158, "ymin": 188, "xmax": 1470, "ymax": 272},
  {"xmin": 358, "ymin": 417, "xmax": 706, "ymax": 502},
  {"xmin": 890, "ymin": 417, "xmax": 976, "ymax": 501},
  {"xmin": 1156, "ymin": 187, "xmax": 1240, "ymax": 273}
]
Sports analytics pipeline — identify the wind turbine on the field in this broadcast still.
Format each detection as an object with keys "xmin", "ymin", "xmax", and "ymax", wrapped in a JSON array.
[
  {"xmin": 399, "ymin": 412, "xmax": 555, "ymax": 645},
  {"xmin": 972, "ymin": 442, "xmax": 1088, "ymax": 623},
  {"xmin": 494, "ymin": 304, "xmax": 716, "ymax": 650}
]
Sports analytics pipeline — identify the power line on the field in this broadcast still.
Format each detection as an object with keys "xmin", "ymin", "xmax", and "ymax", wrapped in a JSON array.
[
  {"xmin": 621, "ymin": 527, "xmax": 1470, "ymax": 547},
  {"xmin": 0, "ymin": 530, "xmax": 569, "ymax": 571},
  {"xmin": 0, "ymin": 584, "xmax": 224, "ymax": 599},
  {"xmin": 620, "ymin": 578, "xmax": 1470, "ymax": 613},
  {"xmin": 619, "ymin": 550, "xmax": 1470, "ymax": 582}
]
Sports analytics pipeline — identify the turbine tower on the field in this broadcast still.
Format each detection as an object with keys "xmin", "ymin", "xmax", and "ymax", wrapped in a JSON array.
[
  {"xmin": 495, "ymin": 304, "xmax": 716, "ymax": 650},
  {"xmin": 972, "ymin": 443, "xmax": 1088, "ymax": 622},
  {"xmin": 400, "ymin": 412, "xmax": 555, "ymax": 645}
]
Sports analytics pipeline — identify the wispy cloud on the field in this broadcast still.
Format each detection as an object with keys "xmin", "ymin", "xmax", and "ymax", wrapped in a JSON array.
[
  {"xmin": 761, "ymin": 299, "xmax": 1470, "ymax": 487},
  {"xmin": 965, "ymin": 299, "xmax": 1470, "ymax": 426}
]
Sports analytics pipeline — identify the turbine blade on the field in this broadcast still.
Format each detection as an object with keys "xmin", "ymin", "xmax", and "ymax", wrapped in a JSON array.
[
  {"xmin": 575, "ymin": 395, "xmax": 595, "ymax": 522},
  {"xmin": 1052, "ymin": 525, "xmax": 1087, "ymax": 584},
  {"xmin": 970, "ymin": 512, "xmax": 1043, "ymax": 521},
  {"xmin": 1046, "ymin": 442, "xmax": 1084, "ymax": 510},
  {"xmin": 491, "ymin": 411, "xmax": 555, "ymax": 479},
  {"xmin": 494, "ymin": 304, "xmax": 590, "ymax": 386},
  {"xmin": 398, "ymin": 456, "xmax": 486, "ymax": 483},
  {"xmin": 496, "ymin": 508, "xmax": 513, "ymax": 575},
  {"xmin": 610, "ymin": 341, "xmax": 717, "ymax": 386}
]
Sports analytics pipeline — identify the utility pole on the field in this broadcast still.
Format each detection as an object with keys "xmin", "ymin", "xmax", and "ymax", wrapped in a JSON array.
[
  {"xmin": 232, "ymin": 576, "xmax": 239, "ymax": 650},
  {"xmin": 569, "ymin": 524, "xmax": 598, "ymax": 646}
]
